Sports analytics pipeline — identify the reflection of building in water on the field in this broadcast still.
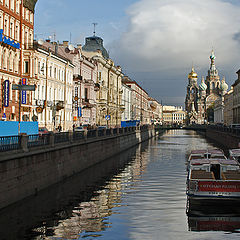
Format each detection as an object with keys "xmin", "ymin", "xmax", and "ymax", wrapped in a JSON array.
[{"xmin": 34, "ymin": 144, "xmax": 151, "ymax": 239}]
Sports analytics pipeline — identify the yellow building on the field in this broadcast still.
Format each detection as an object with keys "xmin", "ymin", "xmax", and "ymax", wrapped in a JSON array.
[
  {"xmin": 163, "ymin": 106, "xmax": 186, "ymax": 125},
  {"xmin": 82, "ymin": 35, "xmax": 124, "ymax": 127}
]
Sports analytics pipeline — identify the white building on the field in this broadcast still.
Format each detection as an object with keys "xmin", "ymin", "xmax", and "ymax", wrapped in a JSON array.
[
  {"xmin": 121, "ymin": 83, "xmax": 132, "ymax": 121},
  {"xmin": 31, "ymin": 40, "xmax": 74, "ymax": 131}
]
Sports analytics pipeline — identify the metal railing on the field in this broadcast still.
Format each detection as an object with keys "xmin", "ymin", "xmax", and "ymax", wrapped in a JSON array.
[
  {"xmin": 54, "ymin": 132, "xmax": 70, "ymax": 144},
  {"xmin": 73, "ymin": 131, "xmax": 85, "ymax": 141},
  {"xmin": 98, "ymin": 129, "xmax": 105, "ymax": 137},
  {"xmin": 0, "ymin": 135, "xmax": 21, "ymax": 152},
  {"xmin": 28, "ymin": 134, "xmax": 50, "ymax": 148},
  {"xmin": 0, "ymin": 126, "xmax": 149, "ymax": 153},
  {"xmin": 208, "ymin": 125, "xmax": 240, "ymax": 136},
  {"xmin": 106, "ymin": 129, "xmax": 111, "ymax": 136},
  {"xmin": 87, "ymin": 130, "xmax": 97, "ymax": 138}
]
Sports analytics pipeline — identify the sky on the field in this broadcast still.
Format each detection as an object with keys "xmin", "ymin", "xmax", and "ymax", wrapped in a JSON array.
[{"xmin": 34, "ymin": 0, "xmax": 240, "ymax": 107}]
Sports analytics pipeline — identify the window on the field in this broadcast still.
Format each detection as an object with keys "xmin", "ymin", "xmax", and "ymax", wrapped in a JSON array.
[
  {"xmin": 0, "ymin": 13, "xmax": 2, "ymax": 29},
  {"xmin": 85, "ymin": 88, "xmax": 88, "ymax": 100},
  {"xmin": 15, "ymin": 24, "xmax": 19, "ymax": 41},
  {"xmin": 10, "ymin": 22, "xmax": 13, "ymax": 38},
  {"xmin": 38, "ymin": 61, "xmax": 41, "ymax": 74},
  {"xmin": 9, "ymin": 52, "xmax": 13, "ymax": 71},
  {"xmin": 5, "ymin": 0, "xmax": 9, "ymax": 7},
  {"xmin": 49, "ymin": 66, "xmax": 52, "ymax": 77},
  {"xmin": 16, "ymin": 0, "xmax": 19, "ymax": 13},
  {"xmin": 10, "ymin": 0, "xmax": 14, "ymax": 11},
  {"xmin": 4, "ymin": 18, "xmax": 8, "ymax": 36},
  {"xmin": 24, "ymin": 61, "xmax": 29, "ymax": 73},
  {"xmin": 14, "ymin": 54, "xmax": 18, "ymax": 72}
]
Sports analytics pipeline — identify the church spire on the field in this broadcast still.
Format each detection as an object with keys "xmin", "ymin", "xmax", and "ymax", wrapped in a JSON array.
[{"xmin": 208, "ymin": 49, "xmax": 218, "ymax": 77}]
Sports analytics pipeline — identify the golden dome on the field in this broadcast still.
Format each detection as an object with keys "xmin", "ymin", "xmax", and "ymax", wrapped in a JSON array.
[{"xmin": 188, "ymin": 67, "xmax": 198, "ymax": 78}]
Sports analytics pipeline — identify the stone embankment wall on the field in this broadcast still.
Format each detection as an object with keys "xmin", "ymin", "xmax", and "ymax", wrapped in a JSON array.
[
  {"xmin": 0, "ymin": 127, "xmax": 158, "ymax": 210},
  {"xmin": 206, "ymin": 128, "xmax": 240, "ymax": 149}
]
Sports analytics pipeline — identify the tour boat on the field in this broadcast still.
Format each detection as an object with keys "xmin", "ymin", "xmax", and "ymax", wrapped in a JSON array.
[
  {"xmin": 186, "ymin": 155, "xmax": 240, "ymax": 202},
  {"xmin": 229, "ymin": 149, "xmax": 240, "ymax": 162},
  {"xmin": 187, "ymin": 149, "xmax": 226, "ymax": 162}
]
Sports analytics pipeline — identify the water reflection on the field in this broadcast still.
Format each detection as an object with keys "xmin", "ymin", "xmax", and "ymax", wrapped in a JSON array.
[
  {"xmin": 2, "ymin": 130, "xmax": 240, "ymax": 239},
  {"xmin": 188, "ymin": 216, "xmax": 240, "ymax": 232}
]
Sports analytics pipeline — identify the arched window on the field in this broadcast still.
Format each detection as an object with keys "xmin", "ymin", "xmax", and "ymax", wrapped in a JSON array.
[
  {"xmin": 14, "ymin": 53, "xmax": 19, "ymax": 72},
  {"xmin": 212, "ymin": 82, "xmax": 215, "ymax": 89},
  {"xmin": 2, "ymin": 50, "xmax": 6, "ymax": 69},
  {"xmin": 9, "ymin": 51, "xmax": 13, "ymax": 71}
]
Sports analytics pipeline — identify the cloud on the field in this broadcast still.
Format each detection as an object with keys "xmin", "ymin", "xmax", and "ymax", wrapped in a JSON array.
[{"xmin": 109, "ymin": 0, "xmax": 240, "ymax": 105}]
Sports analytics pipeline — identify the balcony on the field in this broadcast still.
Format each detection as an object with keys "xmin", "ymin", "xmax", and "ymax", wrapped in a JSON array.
[
  {"xmin": 82, "ymin": 99, "xmax": 95, "ymax": 109},
  {"xmin": 56, "ymin": 101, "xmax": 65, "ymax": 111},
  {"xmin": 73, "ymin": 74, "xmax": 82, "ymax": 80},
  {"xmin": 94, "ymin": 83, "xmax": 100, "ymax": 91}
]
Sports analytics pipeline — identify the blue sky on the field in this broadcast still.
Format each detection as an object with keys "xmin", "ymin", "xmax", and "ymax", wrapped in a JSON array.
[
  {"xmin": 34, "ymin": 0, "xmax": 137, "ymax": 44},
  {"xmin": 35, "ymin": 0, "xmax": 240, "ymax": 106}
]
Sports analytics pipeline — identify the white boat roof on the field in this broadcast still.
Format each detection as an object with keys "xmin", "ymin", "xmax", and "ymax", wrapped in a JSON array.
[
  {"xmin": 230, "ymin": 149, "xmax": 240, "ymax": 156},
  {"xmin": 190, "ymin": 149, "xmax": 224, "ymax": 155},
  {"xmin": 190, "ymin": 158, "xmax": 239, "ymax": 166}
]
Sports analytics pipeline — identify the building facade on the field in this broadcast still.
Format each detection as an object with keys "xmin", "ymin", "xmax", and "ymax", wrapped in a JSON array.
[
  {"xmin": 185, "ymin": 51, "xmax": 228, "ymax": 124},
  {"xmin": 28, "ymin": 40, "xmax": 74, "ymax": 131},
  {"xmin": 82, "ymin": 35, "xmax": 124, "ymax": 127},
  {"xmin": 63, "ymin": 42, "xmax": 98, "ymax": 127},
  {"xmin": 0, "ymin": 0, "xmax": 37, "ymax": 121},
  {"xmin": 122, "ymin": 76, "xmax": 150, "ymax": 125},
  {"xmin": 223, "ymin": 87, "xmax": 233, "ymax": 125},
  {"xmin": 149, "ymin": 98, "xmax": 162, "ymax": 125},
  {"xmin": 232, "ymin": 70, "xmax": 240, "ymax": 124},
  {"xmin": 121, "ymin": 82, "xmax": 132, "ymax": 122},
  {"xmin": 162, "ymin": 106, "xmax": 185, "ymax": 125}
]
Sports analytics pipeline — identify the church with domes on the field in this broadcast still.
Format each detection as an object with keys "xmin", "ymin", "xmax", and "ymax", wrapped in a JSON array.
[{"xmin": 185, "ymin": 50, "xmax": 228, "ymax": 124}]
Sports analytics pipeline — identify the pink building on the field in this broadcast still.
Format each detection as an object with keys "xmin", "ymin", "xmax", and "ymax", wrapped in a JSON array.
[
  {"xmin": 60, "ymin": 42, "xmax": 98, "ymax": 126},
  {"xmin": 122, "ymin": 76, "xmax": 150, "ymax": 125}
]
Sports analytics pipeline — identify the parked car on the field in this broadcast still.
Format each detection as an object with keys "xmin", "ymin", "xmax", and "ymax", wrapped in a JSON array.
[
  {"xmin": 39, "ymin": 127, "xmax": 49, "ymax": 135},
  {"xmin": 98, "ymin": 126, "xmax": 107, "ymax": 130},
  {"xmin": 74, "ymin": 126, "xmax": 85, "ymax": 132}
]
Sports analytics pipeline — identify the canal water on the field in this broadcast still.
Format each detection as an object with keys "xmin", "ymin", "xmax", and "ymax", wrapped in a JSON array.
[{"xmin": 1, "ymin": 130, "xmax": 240, "ymax": 240}]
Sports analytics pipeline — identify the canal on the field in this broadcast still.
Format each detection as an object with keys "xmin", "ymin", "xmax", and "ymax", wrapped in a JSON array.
[{"xmin": 1, "ymin": 130, "xmax": 240, "ymax": 239}]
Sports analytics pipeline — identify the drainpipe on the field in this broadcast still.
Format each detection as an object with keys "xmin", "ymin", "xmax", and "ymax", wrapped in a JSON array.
[
  {"xmin": 44, "ymin": 51, "xmax": 49, "ymax": 128},
  {"xmin": 116, "ymin": 74, "xmax": 120, "ymax": 127},
  {"xmin": 18, "ymin": 0, "xmax": 23, "ymax": 127},
  {"xmin": 107, "ymin": 67, "xmax": 110, "ymax": 128},
  {"xmin": 63, "ymin": 62, "xmax": 68, "ymax": 131}
]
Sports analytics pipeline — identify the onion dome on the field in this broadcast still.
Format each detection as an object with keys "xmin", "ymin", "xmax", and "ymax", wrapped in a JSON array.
[
  {"xmin": 220, "ymin": 77, "xmax": 228, "ymax": 92},
  {"xmin": 188, "ymin": 67, "xmax": 198, "ymax": 78},
  {"xmin": 199, "ymin": 77, "xmax": 207, "ymax": 91},
  {"xmin": 210, "ymin": 50, "xmax": 216, "ymax": 61}
]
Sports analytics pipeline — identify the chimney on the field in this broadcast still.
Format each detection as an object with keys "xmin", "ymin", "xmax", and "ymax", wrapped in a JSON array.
[
  {"xmin": 55, "ymin": 44, "xmax": 58, "ymax": 54},
  {"xmin": 63, "ymin": 41, "xmax": 69, "ymax": 47}
]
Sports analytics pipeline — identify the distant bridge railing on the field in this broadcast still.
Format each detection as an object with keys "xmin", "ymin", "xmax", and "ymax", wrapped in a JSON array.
[
  {"xmin": 155, "ymin": 124, "xmax": 207, "ymax": 132},
  {"xmin": 207, "ymin": 125, "xmax": 240, "ymax": 136},
  {"xmin": 0, "ymin": 126, "xmax": 150, "ymax": 153}
]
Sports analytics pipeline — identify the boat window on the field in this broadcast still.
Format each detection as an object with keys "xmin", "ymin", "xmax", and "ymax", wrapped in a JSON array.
[{"xmin": 204, "ymin": 153, "xmax": 211, "ymax": 159}]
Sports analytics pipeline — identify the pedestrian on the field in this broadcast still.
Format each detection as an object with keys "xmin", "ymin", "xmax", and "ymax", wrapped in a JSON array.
[{"xmin": 58, "ymin": 125, "xmax": 62, "ymax": 132}]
